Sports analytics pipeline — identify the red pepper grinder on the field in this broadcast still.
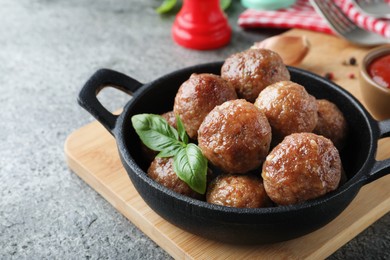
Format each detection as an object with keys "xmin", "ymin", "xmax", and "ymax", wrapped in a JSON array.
[{"xmin": 172, "ymin": 0, "xmax": 232, "ymax": 50}]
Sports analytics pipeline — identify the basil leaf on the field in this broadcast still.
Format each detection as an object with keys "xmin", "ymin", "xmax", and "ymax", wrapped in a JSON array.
[
  {"xmin": 220, "ymin": 0, "xmax": 232, "ymax": 10},
  {"xmin": 175, "ymin": 114, "xmax": 188, "ymax": 144},
  {"xmin": 156, "ymin": 0, "xmax": 177, "ymax": 14},
  {"xmin": 156, "ymin": 143, "xmax": 182, "ymax": 158},
  {"xmin": 131, "ymin": 114, "xmax": 180, "ymax": 152},
  {"xmin": 173, "ymin": 144, "xmax": 208, "ymax": 194},
  {"xmin": 156, "ymin": 0, "xmax": 230, "ymax": 15},
  {"xmin": 132, "ymin": 113, "xmax": 208, "ymax": 195}
]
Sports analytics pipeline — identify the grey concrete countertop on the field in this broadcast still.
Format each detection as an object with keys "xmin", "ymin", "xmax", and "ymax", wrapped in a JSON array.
[{"xmin": 1, "ymin": 0, "xmax": 388, "ymax": 259}]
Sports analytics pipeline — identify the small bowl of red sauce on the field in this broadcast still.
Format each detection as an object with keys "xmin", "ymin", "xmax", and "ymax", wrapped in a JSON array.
[{"xmin": 360, "ymin": 45, "xmax": 390, "ymax": 120}]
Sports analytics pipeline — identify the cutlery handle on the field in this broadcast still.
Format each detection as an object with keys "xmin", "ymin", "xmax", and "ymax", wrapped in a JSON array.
[{"xmin": 78, "ymin": 68, "xmax": 143, "ymax": 135}]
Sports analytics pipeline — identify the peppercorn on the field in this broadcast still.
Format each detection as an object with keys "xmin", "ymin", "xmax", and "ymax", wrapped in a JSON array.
[
  {"xmin": 342, "ymin": 57, "xmax": 357, "ymax": 66},
  {"xmin": 349, "ymin": 57, "xmax": 357, "ymax": 66},
  {"xmin": 324, "ymin": 72, "xmax": 334, "ymax": 80}
]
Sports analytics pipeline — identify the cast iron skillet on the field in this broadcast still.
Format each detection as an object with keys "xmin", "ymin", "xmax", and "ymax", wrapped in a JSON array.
[{"xmin": 78, "ymin": 62, "xmax": 390, "ymax": 244}]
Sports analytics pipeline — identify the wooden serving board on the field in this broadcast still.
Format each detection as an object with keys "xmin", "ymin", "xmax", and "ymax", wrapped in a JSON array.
[{"xmin": 65, "ymin": 29, "xmax": 390, "ymax": 259}]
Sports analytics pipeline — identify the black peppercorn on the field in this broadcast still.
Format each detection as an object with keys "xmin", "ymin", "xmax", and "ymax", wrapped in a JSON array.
[
  {"xmin": 324, "ymin": 72, "xmax": 334, "ymax": 80},
  {"xmin": 349, "ymin": 57, "xmax": 357, "ymax": 65}
]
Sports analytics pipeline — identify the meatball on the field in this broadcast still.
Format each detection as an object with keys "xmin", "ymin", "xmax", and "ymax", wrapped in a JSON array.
[
  {"xmin": 221, "ymin": 48, "xmax": 290, "ymax": 102},
  {"xmin": 314, "ymin": 99, "xmax": 348, "ymax": 149},
  {"xmin": 147, "ymin": 157, "xmax": 203, "ymax": 199},
  {"xmin": 161, "ymin": 111, "xmax": 177, "ymax": 129},
  {"xmin": 173, "ymin": 73, "xmax": 237, "ymax": 139},
  {"xmin": 198, "ymin": 99, "xmax": 272, "ymax": 174},
  {"xmin": 254, "ymin": 81, "xmax": 318, "ymax": 140},
  {"xmin": 262, "ymin": 133, "xmax": 342, "ymax": 205},
  {"xmin": 207, "ymin": 174, "xmax": 269, "ymax": 208}
]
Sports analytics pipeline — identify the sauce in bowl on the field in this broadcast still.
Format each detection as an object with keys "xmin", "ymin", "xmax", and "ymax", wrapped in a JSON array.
[{"xmin": 368, "ymin": 54, "xmax": 390, "ymax": 89}]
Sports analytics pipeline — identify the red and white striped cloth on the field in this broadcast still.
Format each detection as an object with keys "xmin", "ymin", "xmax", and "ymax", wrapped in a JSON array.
[
  {"xmin": 337, "ymin": 0, "xmax": 390, "ymax": 38},
  {"xmin": 238, "ymin": 0, "xmax": 390, "ymax": 39}
]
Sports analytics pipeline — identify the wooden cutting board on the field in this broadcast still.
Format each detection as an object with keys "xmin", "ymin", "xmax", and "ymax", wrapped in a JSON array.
[{"xmin": 65, "ymin": 29, "xmax": 390, "ymax": 259}]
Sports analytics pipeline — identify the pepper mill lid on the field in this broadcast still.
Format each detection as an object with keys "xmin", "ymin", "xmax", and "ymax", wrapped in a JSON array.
[{"xmin": 172, "ymin": 0, "xmax": 232, "ymax": 50}]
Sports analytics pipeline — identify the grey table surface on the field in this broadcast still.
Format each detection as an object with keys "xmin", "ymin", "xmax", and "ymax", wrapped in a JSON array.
[{"xmin": 0, "ymin": 0, "xmax": 389, "ymax": 259}]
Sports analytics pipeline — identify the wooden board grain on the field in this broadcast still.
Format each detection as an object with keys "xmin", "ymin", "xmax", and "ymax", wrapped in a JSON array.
[{"xmin": 65, "ymin": 29, "xmax": 390, "ymax": 259}]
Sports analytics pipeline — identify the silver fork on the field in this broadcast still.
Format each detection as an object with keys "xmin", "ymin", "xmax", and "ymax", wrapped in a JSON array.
[
  {"xmin": 352, "ymin": 0, "xmax": 390, "ymax": 19},
  {"xmin": 310, "ymin": 0, "xmax": 390, "ymax": 45}
]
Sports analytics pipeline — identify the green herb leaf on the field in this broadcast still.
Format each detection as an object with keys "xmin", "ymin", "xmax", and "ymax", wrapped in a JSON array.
[
  {"xmin": 173, "ymin": 144, "xmax": 208, "ymax": 194},
  {"xmin": 156, "ymin": 0, "xmax": 177, "ymax": 14},
  {"xmin": 175, "ymin": 114, "xmax": 188, "ymax": 144},
  {"xmin": 131, "ymin": 114, "xmax": 180, "ymax": 153},
  {"xmin": 220, "ymin": 0, "xmax": 232, "ymax": 10},
  {"xmin": 156, "ymin": 143, "xmax": 182, "ymax": 158},
  {"xmin": 132, "ymin": 113, "xmax": 208, "ymax": 195}
]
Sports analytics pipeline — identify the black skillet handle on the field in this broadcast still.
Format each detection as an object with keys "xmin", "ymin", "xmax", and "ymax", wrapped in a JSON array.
[
  {"xmin": 365, "ymin": 119, "xmax": 390, "ymax": 184},
  {"xmin": 78, "ymin": 68, "xmax": 143, "ymax": 135}
]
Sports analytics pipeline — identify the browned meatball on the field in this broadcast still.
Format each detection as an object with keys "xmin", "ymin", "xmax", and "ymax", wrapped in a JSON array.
[
  {"xmin": 198, "ymin": 99, "xmax": 272, "ymax": 174},
  {"xmin": 207, "ymin": 174, "xmax": 269, "ymax": 208},
  {"xmin": 161, "ymin": 111, "xmax": 177, "ymax": 129},
  {"xmin": 254, "ymin": 81, "xmax": 318, "ymax": 140},
  {"xmin": 314, "ymin": 99, "xmax": 348, "ymax": 149},
  {"xmin": 221, "ymin": 48, "xmax": 290, "ymax": 102},
  {"xmin": 262, "ymin": 133, "xmax": 342, "ymax": 205},
  {"xmin": 147, "ymin": 157, "xmax": 203, "ymax": 199},
  {"xmin": 173, "ymin": 73, "xmax": 237, "ymax": 139}
]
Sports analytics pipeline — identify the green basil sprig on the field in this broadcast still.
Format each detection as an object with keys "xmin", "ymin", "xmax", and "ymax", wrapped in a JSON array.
[
  {"xmin": 156, "ymin": 0, "xmax": 177, "ymax": 14},
  {"xmin": 220, "ymin": 0, "xmax": 232, "ymax": 10},
  {"xmin": 131, "ymin": 114, "xmax": 208, "ymax": 194},
  {"xmin": 156, "ymin": 0, "xmax": 232, "ymax": 14}
]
